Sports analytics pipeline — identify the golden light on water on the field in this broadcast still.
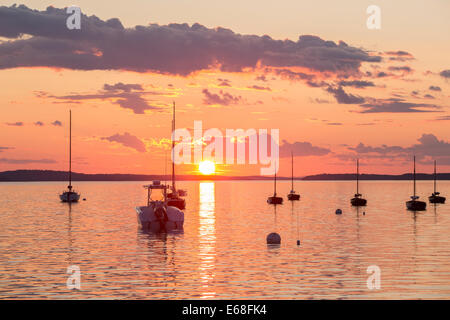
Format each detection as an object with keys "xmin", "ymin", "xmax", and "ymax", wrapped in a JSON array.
[{"xmin": 198, "ymin": 160, "xmax": 216, "ymax": 175}]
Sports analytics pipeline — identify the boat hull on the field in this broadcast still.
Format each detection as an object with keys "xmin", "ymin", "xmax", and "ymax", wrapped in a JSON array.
[
  {"xmin": 167, "ymin": 197, "xmax": 186, "ymax": 210},
  {"xmin": 287, "ymin": 193, "xmax": 300, "ymax": 201},
  {"xmin": 60, "ymin": 192, "xmax": 80, "ymax": 203},
  {"xmin": 267, "ymin": 196, "xmax": 283, "ymax": 204},
  {"xmin": 429, "ymin": 195, "xmax": 446, "ymax": 204},
  {"xmin": 406, "ymin": 200, "xmax": 426, "ymax": 211},
  {"xmin": 351, "ymin": 197, "xmax": 367, "ymax": 206},
  {"xmin": 136, "ymin": 205, "xmax": 184, "ymax": 233}
]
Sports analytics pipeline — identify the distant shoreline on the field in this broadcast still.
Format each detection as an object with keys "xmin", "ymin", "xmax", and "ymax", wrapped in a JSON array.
[{"xmin": 1, "ymin": 170, "xmax": 449, "ymax": 182}]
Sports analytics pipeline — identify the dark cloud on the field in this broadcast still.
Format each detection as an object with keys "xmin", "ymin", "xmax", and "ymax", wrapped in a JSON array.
[
  {"xmin": 358, "ymin": 98, "xmax": 441, "ymax": 113},
  {"xmin": 326, "ymin": 86, "xmax": 365, "ymax": 104},
  {"xmin": 384, "ymin": 50, "xmax": 414, "ymax": 62},
  {"xmin": 47, "ymin": 82, "xmax": 164, "ymax": 114},
  {"xmin": 429, "ymin": 85, "xmax": 441, "ymax": 91},
  {"xmin": 103, "ymin": 82, "xmax": 143, "ymax": 92},
  {"xmin": 273, "ymin": 68, "xmax": 315, "ymax": 81},
  {"xmin": 102, "ymin": 132, "xmax": 146, "ymax": 152},
  {"xmin": 424, "ymin": 94, "xmax": 434, "ymax": 99},
  {"xmin": 34, "ymin": 121, "xmax": 44, "ymax": 126},
  {"xmin": 0, "ymin": 158, "xmax": 57, "ymax": 164},
  {"xmin": 5, "ymin": 122, "xmax": 23, "ymax": 126},
  {"xmin": 202, "ymin": 89, "xmax": 242, "ymax": 106},
  {"xmin": 338, "ymin": 80, "xmax": 375, "ymax": 88},
  {"xmin": 217, "ymin": 78, "xmax": 231, "ymax": 87},
  {"xmin": 433, "ymin": 115, "xmax": 450, "ymax": 121},
  {"xmin": 347, "ymin": 134, "xmax": 450, "ymax": 164},
  {"xmin": 388, "ymin": 66, "xmax": 413, "ymax": 74},
  {"xmin": 376, "ymin": 72, "xmax": 388, "ymax": 78},
  {"xmin": 255, "ymin": 75, "xmax": 267, "ymax": 82},
  {"xmin": 279, "ymin": 140, "xmax": 330, "ymax": 157},
  {"xmin": 0, "ymin": 147, "xmax": 14, "ymax": 152},
  {"xmin": 0, "ymin": 5, "xmax": 380, "ymax": 76},
  {"xmin": 247, "ymin": 85, "xmax": 271, "ymax": 91},
  {"xmin": 440, "ymin": 70, "xmax": 450, "ymax": 79},
  {"xmin": 51, "ymin": 120, "xmax": 62, "ymax": 126}
]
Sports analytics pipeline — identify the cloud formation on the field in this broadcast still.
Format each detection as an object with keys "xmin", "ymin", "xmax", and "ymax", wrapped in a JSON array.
[
  {"xmin": 0, "ymin": 147, "xmax": 13, "ymax": 152},
  {"xmin": 202, "ymin": 89, "xmax": 242, "ymax": 106},
  {"xmin": 51, "ymin": 120, "xmax": 62, "ymax": 126},
  {"xmin": 279, "ymin": 140, "xmax": 331, "ymax": 157},
  {"xmin": 102, "ymin": 132, "xmax": 146, "ymax": 152},
  {"xmin": 0, "ymin": 5, "xmax": 380, "ymax": 76},
  {"xmin": 358, "ymin": 98, "xmax": 441, "ymax": 113},
  {"xmin": 440, "ymin": 70, "xmax": 450, "ymax": 78},
  {"xmin": 0, "ymin": 158, "xmax": 57, "ymax": 164},
  {"xmin": 347, "ymin": 133, "xmax": 450, "ymax": 164},
  {"xmin": 5, "ymin": 122, "xmax": 24, "ymax": 126},
  {"xmin": 326, "ymin": 86, "xmax": 365, "ymax": 104},
  {"xmin": 47, "ymin": 82, "xmax": 165, "ymax": 114}
]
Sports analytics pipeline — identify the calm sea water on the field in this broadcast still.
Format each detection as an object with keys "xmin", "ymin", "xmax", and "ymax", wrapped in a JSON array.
[{"xmin": 0, "ymin": 180, "xmax": 449, "ymax": 299}]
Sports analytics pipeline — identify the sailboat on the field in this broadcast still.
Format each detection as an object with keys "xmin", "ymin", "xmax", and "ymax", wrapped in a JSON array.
[
  {"xmin": 166, "ymin": 102, "xmax": 186, "ymax": 210},
  {"xmin": 267, "ymin": 163, "xmax": 283, "ymax": 204},
  {"xmin": 59, "ymin": 110, "xmax": 80, "ymax": 203},
  {"xmin": 406, "ymin": 156, "xmax": 426, "ymax": 211},
  {"xmin": 287, "ymin": 152, "xmax": 300, "ymax": 200},
  {"xmin": 351, "ymin": 159, "xmax": 367, "ymax": 206},
  {"xmin": 429, "ymin": 160, "xmax": 446, "ymax": 204}
]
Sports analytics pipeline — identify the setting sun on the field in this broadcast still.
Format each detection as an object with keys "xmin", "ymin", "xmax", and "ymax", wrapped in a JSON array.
[{"xmin": 198, "ymin": 161, "xmax": 216, "ymax": 175}]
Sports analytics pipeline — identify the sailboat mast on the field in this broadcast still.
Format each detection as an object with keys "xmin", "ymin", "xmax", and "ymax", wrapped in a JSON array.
[
  {"xmin": 69, "ymin": 110, "xmax": 72, "ymax": 189},
  {"xmin": 434, "ymin": 160, "xmax": 437, "ymax": 194},
  {"xmin": 274, "ymin": 163, "xmax": 277, "ymax": 195},
  {"xmin": 171, "ymin": 102, "xmax": 176, "ymax": 192},
  {"xmin": 356, "ymin": 158, "xmax": 359, "ymax": 194},
  {"xmin": 291, "ymin": 151, "xmax": 294, "ymax": 190},
  {"xmin": 413, "ymin": 155, "xmax": 416, "ymax": 197}
]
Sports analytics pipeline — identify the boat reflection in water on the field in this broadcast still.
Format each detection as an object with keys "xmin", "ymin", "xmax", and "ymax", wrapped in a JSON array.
[{"xmin": 198, "ymin": 182, "xmax": 216, "ymax": 299}]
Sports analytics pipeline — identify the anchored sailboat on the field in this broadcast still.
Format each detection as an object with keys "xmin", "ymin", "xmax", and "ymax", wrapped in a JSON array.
[
  {"xmin": 287, "ymin": 152, "xmax": 300, "ymax": 201},
  {"xmin": 267, "ymin": 162, "xmax": 283, "ymax": 204},
  {"xmin": 429, "ymin": 160, "xmax": 446, "ymax": 204},
  {"xmin": 406, "ymin": 156, "xmax": 426, "ymax": 211},
  {"xmin": 351, "ymin": 159, "xmax": 367, "ymax": 206},
  {"xmin": 167, "ymin": 102, "xmax": 186, "ymax": 210},
  {"xmin": 59, "ymin": 110, "xmax": 80, "ymax": 203}
]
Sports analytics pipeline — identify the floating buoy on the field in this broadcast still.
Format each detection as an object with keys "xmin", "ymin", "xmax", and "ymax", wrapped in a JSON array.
[
  {"xmin": 335, "ymin": 209, "xmax": 342, "ymax": 215},
  {"xmin": 297, "ymin": 240, "xmax": 301, "ymax": 246},
  {"xmin": 266, "ymin": 232, "xmax": 281, "ymax": 244}
]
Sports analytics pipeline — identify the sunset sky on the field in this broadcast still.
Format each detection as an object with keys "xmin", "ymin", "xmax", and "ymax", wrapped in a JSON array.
[{"xmin": 0, "ymin": 1, "xmax": 449, "ymax": 176}]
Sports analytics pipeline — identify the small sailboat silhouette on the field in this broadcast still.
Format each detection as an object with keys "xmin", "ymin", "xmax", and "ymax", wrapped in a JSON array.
[
  {"xmin": 267, "ymin": 162, "xmax": 283, "ymax": 204},
  {"xmin": 351, "ymin": 159, "xmax": 367, "ymax": 206},
  {"xmin": 59, "ymin": 110, "xmax": 80, "ymax": 203},
  {"xmin": 429, "ymin": 160, "xmax": 446, "ymax": 204},
  {"xmin": 287, "ymin": 152, "xmax": 300, "ymax": 201},
  {"xmin": 406, "ymin": 156, "xmax": 426, "ymax": 211}
]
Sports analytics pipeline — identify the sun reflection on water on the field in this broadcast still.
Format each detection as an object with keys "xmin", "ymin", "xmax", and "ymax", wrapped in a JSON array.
[{"xmin": 198, "ymin": 182, "xmax": 216, "ymax": 298}]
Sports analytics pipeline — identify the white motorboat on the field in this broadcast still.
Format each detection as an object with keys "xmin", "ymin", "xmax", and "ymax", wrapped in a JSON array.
[{"xmin": 136, "ymin": 180, "xmax": 184, "ymax": 232}]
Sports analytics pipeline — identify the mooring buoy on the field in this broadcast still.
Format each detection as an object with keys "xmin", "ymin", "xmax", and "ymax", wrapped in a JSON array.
[
  {"xmin": 266, "ymin": 232, "xmax": 281, "ymax": 244},
  {"xmin": 335, "ymin": 209, "xmax": 342, "ymax": 215}
]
